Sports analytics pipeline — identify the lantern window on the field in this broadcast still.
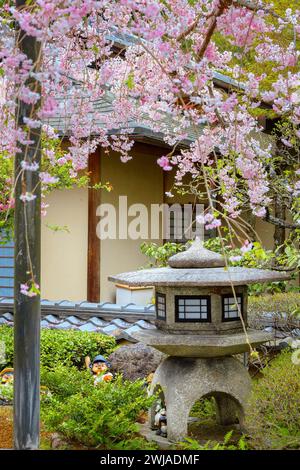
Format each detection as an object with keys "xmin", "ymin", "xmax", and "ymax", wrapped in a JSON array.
[
  {"xmin": 175, "ymin": 295, "xmax": 211, "ymax": 322},
  {"xmin": 156, "ymin": 292, "xmax": 166, "ymax": 320},
  {"xmin": 222, "ymin": 294, "xmax": 243, "ymax": 321}
]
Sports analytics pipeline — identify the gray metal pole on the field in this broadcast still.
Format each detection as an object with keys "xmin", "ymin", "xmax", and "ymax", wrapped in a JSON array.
[{"xmin": 14, "ymin": 0, "xmax": 41, "ymax": 450}]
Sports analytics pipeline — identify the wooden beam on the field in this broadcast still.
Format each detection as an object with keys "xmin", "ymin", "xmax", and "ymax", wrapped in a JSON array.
[{"xmin": 87, "ymin": 149, "xmax": 101, "ymax": 302}]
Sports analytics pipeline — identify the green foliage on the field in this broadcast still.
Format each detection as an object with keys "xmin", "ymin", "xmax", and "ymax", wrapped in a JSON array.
[
  {"xmin": 213, "ymin": 0, "xmax": 300, "ymax": 103},
  {"xmin": 189, "ymin": 397, "xmax": 216, "ymax": 421},
  {"xmin": 0, "ymin": 325, "xmax": 116, "ymax": 370},
  {"xmin": 0, "ymin": 152, "xmax": 14, "ymax": 241},
  {"xmin": 246, "ymin": 351, "xmax": 300, "ymax": 449},
  {"xmin": 40, "ymin": 133, "xmax": 89, "ymax": 191},
  {"xmin": 0, "ymin": 383, "xmax": 13, "ymax": 404},
  {"xmin": 178, "ymin": 432, "xmax": 248, "ymax": 451},
  {"xmin": 205, "ymin": 235, "xmax": 298, "ymax": 294},
  {"xmin": 0, "ymin": 128, "xmax": 111, "ymax": 238},
  {"xmin": 125, "ymin": 71, "xmax": 135, "ymax": 90},
  {"xmin": 141, "ymin": 236, "xmax": 298, "ymax": 294},
  {"xmin": 248, "ymin": 292, "xmax": 300, "ymax": 320},
  {"xmin": 205, "ymin": 235, "xmax": 273, "ymax": 268},
  {"xmin": 40, "ymin": 365, "xmax": 157, "ymax": 449},
  {"xmin": 140, "ymin": 241, "xmax": 185, "ymax": 267}
]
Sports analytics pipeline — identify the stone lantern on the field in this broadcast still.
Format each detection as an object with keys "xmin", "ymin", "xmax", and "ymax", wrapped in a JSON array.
[{"xmin": 109, "ymin": 240, "xmax": 289, "ymax": 442}]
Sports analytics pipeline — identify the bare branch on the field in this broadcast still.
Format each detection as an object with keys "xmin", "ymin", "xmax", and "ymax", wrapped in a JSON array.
[
  {"xmin": 263, "ymin": 207, "xmax": 299, "ymax": 230},
  {"xmin": 196, "ymin": 0, "xmax": 232, "ymax": 61},
  {"xmin": 233, "ymin": 0, "xmax": 282, "ymax": 19}
]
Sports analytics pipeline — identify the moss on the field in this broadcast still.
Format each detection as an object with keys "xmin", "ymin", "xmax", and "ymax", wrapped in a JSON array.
[{"xmin": 246, "ymin": 351, "xmax": 300, "ymax": 449}]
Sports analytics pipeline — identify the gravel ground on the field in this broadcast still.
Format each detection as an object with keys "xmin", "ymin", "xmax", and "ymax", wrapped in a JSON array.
[{"xmin": 0, "ymin": 406, "xmax": 13, "ymax": 449}]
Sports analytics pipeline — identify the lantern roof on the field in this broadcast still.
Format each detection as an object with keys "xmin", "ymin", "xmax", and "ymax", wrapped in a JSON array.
[
  {"xmin": 108, "ymin": 240, "xmax": 290, "ymax": 287},
  {"xmin": 168, "ymin": 239, "xmax": 225, "ymax": 268},
  {"xmin": 108, "ymin": 265, "xmax": 289, "ymax": 287}
]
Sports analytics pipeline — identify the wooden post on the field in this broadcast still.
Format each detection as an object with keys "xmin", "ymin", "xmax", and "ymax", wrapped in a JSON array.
[
  {"xmin": 87, "ymin": 149, "xmax": 101, "ymax": 302},
  {"xmin": 14, "ymin": 0, "xmax": 41, "ymax": 449}
]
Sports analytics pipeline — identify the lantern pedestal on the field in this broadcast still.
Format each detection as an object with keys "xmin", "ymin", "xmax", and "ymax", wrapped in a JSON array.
[{"xmin": 148, "ymin": 355, "xmax": 251, "ymax": 442}]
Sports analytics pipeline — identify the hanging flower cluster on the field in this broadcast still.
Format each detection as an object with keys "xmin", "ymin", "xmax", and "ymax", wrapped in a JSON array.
[{"xmin": 0, "ymin": 0, "xmax": 299, "ymax": 292}]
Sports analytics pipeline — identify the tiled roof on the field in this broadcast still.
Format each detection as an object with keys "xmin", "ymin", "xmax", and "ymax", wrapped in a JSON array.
[
  {"xmin": 48, "ymin": 86, "xmax": 204, "ymax": 146},
  {"xmin": 1, "ymin": 297, "xmax": 299, "ymax": 344},
  {"xmin": 107, "ymin": 29, "xmax": 244, "ymax": 91},
  {"xmin": 0, "ymin": 298, "xmax": 156, "ymax": 342}
]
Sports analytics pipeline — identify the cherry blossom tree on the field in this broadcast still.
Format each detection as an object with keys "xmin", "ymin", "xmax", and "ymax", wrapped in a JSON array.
[{"xmin": 0, "ymin": 0, "xmax": 299, "ymax": 448}]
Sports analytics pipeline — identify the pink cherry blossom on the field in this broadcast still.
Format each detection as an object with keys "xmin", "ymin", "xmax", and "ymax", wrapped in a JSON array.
[
  {"xmin": 157, "ymin": 156, "xmax": 172, "ymax": 171},
  {"xmin": 0, "ymin": 0, "xmax": 298, "ymax": 278}
]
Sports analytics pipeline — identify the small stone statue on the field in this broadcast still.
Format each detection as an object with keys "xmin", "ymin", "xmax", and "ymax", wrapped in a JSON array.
[
  {"xmin": 85, "ymin": 355, "xmax": 113, "ymax": 385},
  {"xmin": 156, "ymin": 408, "xmax": 167, "ymax": 438},
  {"xmin": 153, "ymin": 400, "xmax": 167, "ymax": 438}
]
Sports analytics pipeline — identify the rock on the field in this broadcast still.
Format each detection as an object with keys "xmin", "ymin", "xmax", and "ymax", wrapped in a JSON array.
[
  {"xmin": 291, "ymin": 339, "xmax": 300, "ymax": 349},
  {"xmin": 265, "ymin": 337, "xmax": 294, "ymax": 351},
  {"xmin": 277, "ymin": 341, "xmax": 291, "ymax": 350},
  {"xmin": 265, "ymin": 336, "xmax": 300, "ymax": 351},
  {"xmin": 264, "ymin": 326, "xmax": 275, "ymax": 334},
  {"xmin": 292, "ymin": 328, "xmax": 300, "ymax": 337},
  {"xmin": 108, "ymin": 343, "xmax": 166, "ymax": 381},
  {"xmin": 51, "ymin": 432, "xmax": 68, "ymax": 449},
  {"xmin": 279, "ymin": 336, "xmax": 293, "ymax": 345},
  {"xmin": 274, "ymin": 330, "xmax": 288, "ymax": 339}
]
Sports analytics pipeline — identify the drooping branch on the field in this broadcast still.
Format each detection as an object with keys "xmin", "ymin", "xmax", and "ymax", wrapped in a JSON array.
[
  {"xmin": 263, "ymin": 207, "xmax": 299, "ymax": 230},
  {"xmin": 177, "ymin": 0, "xmax": 282, "ymax": 46},
  {"xmin": 233, "ymin": 0, "xmax": 282, "ymax": 19},
  {"xmin": 196, "ymin": 0, "xmax": 232, "ymax": 61}
]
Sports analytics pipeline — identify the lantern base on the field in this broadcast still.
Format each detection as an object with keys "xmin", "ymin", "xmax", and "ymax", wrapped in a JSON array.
[
  {"xmin": 133, "ymin": 328, "xmax": 271, "ymax": 357},
  {"xmin": 149, "ymin": 355, "xmax": 251, "ymax": 442}
]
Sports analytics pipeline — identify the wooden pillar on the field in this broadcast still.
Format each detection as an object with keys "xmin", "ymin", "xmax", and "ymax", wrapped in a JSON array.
[
  {"xmin": 14, "ymin": 0, "xmax": 41, "ymax": 449},
  {"xmin": 87, "ymin": 149, "xmax": 101, "ymax": 302}
]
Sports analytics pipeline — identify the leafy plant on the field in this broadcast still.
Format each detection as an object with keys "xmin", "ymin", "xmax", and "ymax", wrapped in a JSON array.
[
  {"xmin": 189, "ymin": 397, "xmax": 216, "ymax": 421},
  {"xmin": 141, "ymin": 237, "xmax": 297, "ymax": 294},
  {"xmin": 246, "ymin": 351, "xmax": 300, "ymax": 449},
  {"xmin": 140, "ymin": 241, "xmax": 185, "ymax": 267},
  {"xmin": 248, "ymin": 292, "xmax": 300, "ymax": 326},
  {"xmin": 40, "ymin": 365, "xmax": 157, "ymax": 450},
  {"xmin": 0, "ymin": 383, "xmax": 13, "ymax": 404},
  {"xmin": 178, "ymin": 432, "xmax": 248, "ymax": 450},
  {"xmin": 0, "ymin": 326, "xmax": 116, "ymax": 370}
]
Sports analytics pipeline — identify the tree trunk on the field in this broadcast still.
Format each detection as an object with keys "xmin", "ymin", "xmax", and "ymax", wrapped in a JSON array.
[{"xmin": 14, "ymin": 0, "xmax": 41, "ymax": 450}]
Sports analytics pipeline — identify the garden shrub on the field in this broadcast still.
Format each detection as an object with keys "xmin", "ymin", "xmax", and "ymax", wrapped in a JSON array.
[
  {"xmin": 246, "ymin": 351, "xmax": 300, "ymax": 449},
  {"xmin": 248, "ymin": 292, "xmax": 300, "ymax": 317},
  {"xmin": 0, "ymin": 383, "xmax": 13, "ymax": 404},
  {"xmin": 140, "ymin": 241, "xmax": 184, "ymax": 268},
  {"xmin": 40, "ymin": 365, "xmax": 157, "ymax": 450},
  {"xmin": 0, "ymin": 326, "xmax": 116, "ymax": 370},
  {"xmin": 140, "ymin": 239, "xmax": 297, "ymax": 295},
  {"xmin": 248, "ymin": 292, "xmax": 300, "ymax": 329}
]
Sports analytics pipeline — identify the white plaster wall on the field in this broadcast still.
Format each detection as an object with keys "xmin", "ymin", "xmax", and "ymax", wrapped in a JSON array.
[{"xmin": 41, "ymin": 188, "xmax": 88, "ymax": 301}]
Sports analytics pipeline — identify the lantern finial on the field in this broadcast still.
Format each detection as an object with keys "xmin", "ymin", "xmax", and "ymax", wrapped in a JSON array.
[{"xmin": 168, "ymin": 238, "xmax": 225, "ymax": 269}]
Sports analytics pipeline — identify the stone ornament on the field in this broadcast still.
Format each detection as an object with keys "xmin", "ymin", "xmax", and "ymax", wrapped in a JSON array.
[{"xmin": 109, "ymin": 240, "xmax": 290, "ymax": 442}]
